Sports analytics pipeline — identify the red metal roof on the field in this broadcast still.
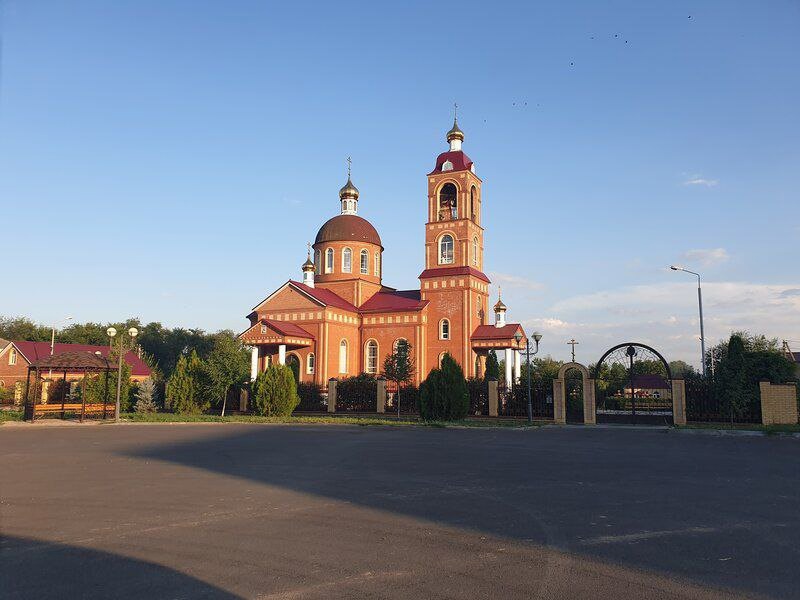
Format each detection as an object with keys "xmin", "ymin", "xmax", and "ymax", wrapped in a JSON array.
[
  {"xmin": 471, "ymin": 324, "xmax": 524, "ymax": 341},
  {"xmin": 12, "ymin": 341, "xmax": 151, "ymax": 377},
  {"xmin": 428, "ymin": 150, "xmax": 474, "ymax": 175},
  {"xmin": 631, "ymin": 374, "xmax": 670, "ymax": 389},
  {"xmin": 289, "ymin": 281, "xmax": 359, "ymax": 312},
  {"xmin": 359, "ymin": 289, "xmax": 427, "ymax": 313},
  {"xmin": 262, "ymin": 319, "xmax": 314, "ymax": 339},
  {"xmin": 419, "ymin": 266, "xmax": 491, "ymax": 283}
]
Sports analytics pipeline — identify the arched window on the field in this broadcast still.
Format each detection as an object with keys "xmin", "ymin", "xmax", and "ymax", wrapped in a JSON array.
[
  {"xmin": 441, "ymin": 160, "xmax": 453, "ymax": 172},
  {"xmin": 374, "ymin": 252, "xmax": 380, "ymax": 277},
  {"xmin": 325, "ymin": 248, "xmax": 334, "ymax": 273},
  {"xmin": 439, "ymin": 234, "xmax": 454, "ymax": 265},
  {"xmin": 439, "ymin": 319, "xmax": 450, "ymax": 340},
  {"xmin": 342, "ymin": 248, "xmax": 352, "ymax": 273},
  {"xmin": 339, "ymin": 340, "xmax": 348, "ymax": 374},
  {"xmin": 470, "ymin": 186, "xmax": 477, "ymax": 221},
  {"xmin": 360, "ymin": 249, "xmax": 369, "ymax": 274},
  {"xmin": 8, "ymin": 348, "xmax": 16, "ymax": 366},
  {"xmin": 315, "ymin": 249, "xmax": 321, "ymax": 275},
  {"xmin": 365, "ymin": 339, "xmax": 378, "ymax": 374},
  {"xmin": 307, "ymin": 353, "xmax": 315, "ymax": 375},
  {"xmin": 472, "ymin": 236, "xmax": 479, "ymax": 266},
  {"xmin": 438, "ymin": 183, "xmax": 458, "ymax": 221}
]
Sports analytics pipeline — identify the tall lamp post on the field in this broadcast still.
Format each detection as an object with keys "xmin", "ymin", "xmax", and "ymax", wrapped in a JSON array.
[
  {"xmin": 107, "ymin": 326, "xmax": 138, "ymax": 423},
  {"xmin": 669, "ymin": 266, "xmax": 706, "ymax": 377},
  {"xmin": 515, "ymin": 331, "xmax": 542, "ymax": 423}
]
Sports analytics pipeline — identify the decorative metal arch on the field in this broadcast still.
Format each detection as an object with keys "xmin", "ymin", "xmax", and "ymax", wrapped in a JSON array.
[{"xmin": 593, "ymin": 342, "xmax": 673, "ymax": 381}]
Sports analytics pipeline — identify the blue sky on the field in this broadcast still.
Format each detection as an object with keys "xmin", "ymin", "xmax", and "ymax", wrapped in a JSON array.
[{"xmin": 1, "ymin": 1, "xmax": 798, "ymax": 366}]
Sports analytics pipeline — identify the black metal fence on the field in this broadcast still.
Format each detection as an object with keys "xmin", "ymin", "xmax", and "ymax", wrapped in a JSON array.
[
  {"xmin": 385, "ymin": 384, "xmax": 419, "ymax": 414},
  {"xmin": 685, "ymin": 378, "xmax": 761, "ymax": 424},
  {"xmin": 335, "ymin": 376, "xmax": 378, "ymax": 412},
  {"xmin": 467, "ymin": 378, "xmax": 488, "ymax": 416},
  {"xmin": 294, "ymin": 382, "xmax": 327, "ymax": 413},
  {"xmin": 498, "ymin": 379, "xmax": 554, "ymax": 419}
]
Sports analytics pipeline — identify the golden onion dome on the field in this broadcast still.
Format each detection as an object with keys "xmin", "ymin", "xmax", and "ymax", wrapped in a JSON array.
[
  {"xmin": 302, "ymin": 256, "xmax": 315, "ymax": 271},
  {"xmin": 446, "ymin": 119, "xmax": 465, "ymax": 142},
  {"xmin": 494, "ymin": 299, "xmax": 507, "ymax": 312},
  {"xmin": 339, "ymin": 177, "xmax": 359, "ymax": 200}
]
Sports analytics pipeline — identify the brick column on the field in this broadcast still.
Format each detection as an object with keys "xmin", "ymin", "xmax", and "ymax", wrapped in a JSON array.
[
  {"xmin": 553, "ymin": 378, "xmax": 566, "ymax": 424},
  {"xmin": 585, "ymin": 378, "xmax": 597, "ymax": 424},
  {"xmin": 760, "ymin": 381, "xmax": 798, "ymax": 425},
  {"xmin": 671, "ymin": 379, "xmax": 686, "ymax": 425},
  {"xmin": 488, "ymin": 379, "xmax": 498, "ymax": 417},
  {"xmin": 376, "ymin": 378, "xmax": 386, "ymax": 414},
  {"xmin": 327, "ymin": 378, "xmax": 337, "ymax": 413}
]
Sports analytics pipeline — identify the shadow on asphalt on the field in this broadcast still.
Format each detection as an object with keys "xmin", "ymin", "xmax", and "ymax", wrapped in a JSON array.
[
  {"xmin": 126, "ymin": 425, "xmax": 800, "ymax": 599},
  {"xmin": 0, "ymin": 534, "xmax": 240, "ymax": 599}
]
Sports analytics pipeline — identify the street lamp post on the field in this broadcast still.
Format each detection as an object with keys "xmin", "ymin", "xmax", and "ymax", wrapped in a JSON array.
[
  {"xmin": 107, "ymin": 326, "xmax": 138, "ymax": 423},
  {"xmin": 516, "ymin": 331, "xmax": 542, "ymax": 423},
  {"xmin": 670, "ymin": 266, "xmax": 706, "ymax": 377}
]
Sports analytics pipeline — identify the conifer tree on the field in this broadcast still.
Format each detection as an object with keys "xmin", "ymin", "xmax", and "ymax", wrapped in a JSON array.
[
  {"xmin": 485, "ymin": 350, "xmax": 500, "ymax": 380},
  {"xmin": 166, "ymin": 355, "xmax": 196, "ymax": 414},
  {"xmin": 251, "ymin": 364, "xmax": 299, "ymax": 416},
  {"xmin": 134, "ymin": 379, "xmax": 158, "ymax": 413}
]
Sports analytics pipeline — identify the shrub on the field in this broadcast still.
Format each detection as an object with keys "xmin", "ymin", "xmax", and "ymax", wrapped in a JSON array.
[
  {"xmin": 335, "ymin": 374, "xmax": 377, "ymax": 412},
  {"xmin": 252, "ymin": 364, "xmax": 299, "ymax": 416},
  {"xmin": 166, "ymin": 354, "xmax": 204, "ymax": 414},
  {"xmin": 295, "ymin": 382, "xmax": 326, "ymax": 412},
  {"xmin": 485, "ymin": 350, "xmax": 500, "ymax": 380},
  {"xmin": 420, "ymin": 353, "xmax": 469, "ymax": 421}
]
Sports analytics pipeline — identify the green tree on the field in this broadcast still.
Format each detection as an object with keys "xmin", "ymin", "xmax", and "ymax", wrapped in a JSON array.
[
  {"xmin": 485, "ymin": 350, "xmax": 500, "ymax": 380},
  {"xmin": 204, "ymin": 333, "xmax": 249, "ymax": 416},
  {"xmin": 717, "ymin": 334, "xmax": 749, "ymax": 425},
  {"xmin": 419, "ymin": 353, "xmax": 468, "ymax": 421},
  {"xmin": 82, "ymin": 349, "xmax": 133, "ymax": 410},
  {"xmin": 251, "ymin": 364, "xmax": 299, "ymax": 416},
  {"xmin": 166, "ymin": 355, "xmax": 198, "ymax": 414},
  {"xmin": 383, "ymin": 341, "xmax": 415, "ymax": 416}
]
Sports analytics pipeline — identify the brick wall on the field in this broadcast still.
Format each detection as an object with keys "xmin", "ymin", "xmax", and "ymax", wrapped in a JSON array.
[{"xmin": 759, "ymin": 381, "xmax": 798, "ymax": 425}]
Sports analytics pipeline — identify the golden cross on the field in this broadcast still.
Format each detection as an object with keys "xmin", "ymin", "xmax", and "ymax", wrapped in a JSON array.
[
  {"xmin": 347, "ymin": 156, "xmax": 352, "ymax": 178},
  {"xmin": 454, "ymin": 102, "xmax": 458, "ymax": 121},
  {"xmin": 306, "ymin": 241, "xmax": 312, "ymax": 258},
  {"xmin": 567, "ymin": 339, "xmax": 579, "ymax": 362}
]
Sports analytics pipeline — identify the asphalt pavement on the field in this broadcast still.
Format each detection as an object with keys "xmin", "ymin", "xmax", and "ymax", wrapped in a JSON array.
[{"xmin": 2, "ymin": 423, "xmax": 798, "ymax": 599}]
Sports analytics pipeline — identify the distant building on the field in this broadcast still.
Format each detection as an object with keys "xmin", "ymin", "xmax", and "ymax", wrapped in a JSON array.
[{"xmin": 0, "ymin": 341, "xmax": 151, "ymax": 404}]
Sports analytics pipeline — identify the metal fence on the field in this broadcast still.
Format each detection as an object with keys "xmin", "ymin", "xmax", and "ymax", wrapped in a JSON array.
[
  {"xmin": 294, "ymin": 383, "xmax": 327, "ymax": 413},
  {"xmin": 467, "ymin": 378, "xmax": 489, "ymax": 416},
  {"xmin": 685, "ymin": 378, "xmax": 761, "ymax": 424},
  {"xmin": 499, "ymin": 380, "xmax": 554, "ymax": 419}
]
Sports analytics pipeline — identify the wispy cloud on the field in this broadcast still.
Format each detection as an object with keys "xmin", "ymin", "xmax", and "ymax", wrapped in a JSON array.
[
  {"xmin": 681, "ymin": 247, "xmax": 730, "ymax": 267},
  {"xmin": 536, "ymin": 281, "xmax": 800, "ymax": 366},
  {"xmin": 488, "ymin": 272, "xmax": 544, "ymax": 291},
  {"xmin": 683, "ymin": 175, "xmax": 718, "ymax": 187}
]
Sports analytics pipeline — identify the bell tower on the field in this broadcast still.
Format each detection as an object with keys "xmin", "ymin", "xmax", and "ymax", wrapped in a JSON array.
[
  {"xmin": 419, "ymin": 112, "xmax": 491, "ymax": 378},
  {"xmin": 424, "ymin": 112, "xmax": 484, "ymax": 272}
]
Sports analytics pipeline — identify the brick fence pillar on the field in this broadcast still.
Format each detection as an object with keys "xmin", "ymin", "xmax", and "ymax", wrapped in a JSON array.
[
  {"xmin": 585, "ymin": 378, "xmax": 597, "ymax": 424},
  {"xmin": 553, "ymin": 379, "xmax": 566, "ymax": 424},
  {"xmin": 760, "ymin": 381, "xmax": 798, "ymax": 425},
  {"xmin": 327, "ymin": 378, "xmax": 337, "ymax": 413},
  {"xmin": 376, "ymin": 378, "xmax": 386, "ymax": 413},
  {"xmin": 488, "ymin": 379, "xmax": 498, "ymax": 417},
  {"xmin": 671, "ymin": 379, "xmax": 686, "ymax": 425}
]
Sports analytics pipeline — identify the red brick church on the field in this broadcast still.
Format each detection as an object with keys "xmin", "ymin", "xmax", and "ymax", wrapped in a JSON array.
[{"xmin": 239, "ymin": 117, "xmax": 526, "ymax": 387}]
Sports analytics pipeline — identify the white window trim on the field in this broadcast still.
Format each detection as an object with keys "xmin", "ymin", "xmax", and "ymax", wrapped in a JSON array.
[
  {"xmin": 365, "ymin": 339, "xmax": 378, "ymax": 374},
  {"xmin": 307, "ymin": 353, "xmax": 315, "ymax": 374},
  {"xmin": 439, "ymin": 234, "xmax": 455, "ymax": 265},
  {"xmin": 339, "ymin": 340, "xmax": 348, "ymax": 374},
  {"xmin": 439, "ymin": 319, "xmax": 450, "ymax": 340},
  {"xmin": 374, "ymin": 252, "xmax": 380, "ymax": 277},
  {"xmin": 360, "ymin": 249, "xmax": 369, "ymax": 275},
  {"xmin": 325, "ymin": 248, "xmax": 334, "ymax": 273},
  {"xmin": 342, "ymin": 247, "xmax": 352, "ymax": 273},
  {"xmin": 9, "ymin": 348, "xmax": 16, "ymax": 366}
]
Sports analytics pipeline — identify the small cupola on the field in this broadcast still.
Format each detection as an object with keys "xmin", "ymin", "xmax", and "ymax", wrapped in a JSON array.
[
  {"xmin": 446, "ymin": 105, "xmax": 465, "ymax": 151},
  {"xmin": 494, "ymin": 290, "xmax": 507, "ymax": 328},
  {"xmin": 301, "ymin": 244, "xmax": 315, "ymax": 288},
  {"xmin": 339, "ymin": 157, "xmax": 359, "ymax": 215}
]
